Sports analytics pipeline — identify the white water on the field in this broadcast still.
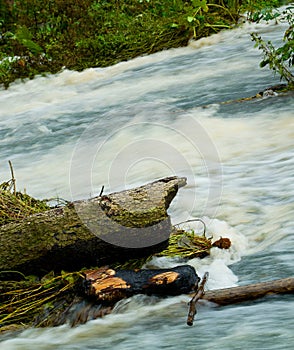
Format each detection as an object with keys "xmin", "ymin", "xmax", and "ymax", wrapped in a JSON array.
[{"xmin": 0, "ymin": 18, "xmax": 293, "ymax": 349}]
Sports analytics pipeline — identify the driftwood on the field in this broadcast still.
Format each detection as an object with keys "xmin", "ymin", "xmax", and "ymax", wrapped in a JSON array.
[
  {"xmin": 200, "ymin": 277, "xmax": 294, "ymax": 305},
  {"xmin": 0, "ymin": 176, "xmax": 186, "ymax": 276}
]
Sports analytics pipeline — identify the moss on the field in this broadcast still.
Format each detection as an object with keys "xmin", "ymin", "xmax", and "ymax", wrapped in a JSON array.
[{"xmin": 0, "ymin": 181, "xmax": 50, "ymax": 226}]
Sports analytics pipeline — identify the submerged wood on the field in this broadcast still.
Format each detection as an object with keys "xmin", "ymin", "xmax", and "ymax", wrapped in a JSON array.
[{"xmin": 0, "ymin": 176, "xmax": 186, "ymax": 275}]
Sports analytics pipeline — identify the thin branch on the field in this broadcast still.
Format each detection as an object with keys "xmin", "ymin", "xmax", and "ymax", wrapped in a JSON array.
[
  {"xmin": 175, "ymin": 218, "xmax": 206, "ymax": 236},
  {"xmin": 187, "ymin": 272, "xmax": 209, "ymax": 326},
  {"xmin": 99, "ymin": 185, "xmax": 105, "ymax": 197},
  {"xmin": 8, "ymin": 160, "xmax": 16, "ymax": 195}
]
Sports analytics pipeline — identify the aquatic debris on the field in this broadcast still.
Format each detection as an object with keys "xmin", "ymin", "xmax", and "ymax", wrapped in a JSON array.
[
  {"xmin": 212, "ymin": 237, "xmax": 231, "ymax": 249},
  {"xmin": 156, "ymin": 228, "xmax": 212, "ymax": 259},
  {"xmin": 187, "ymin": 271, "xmax": 209, "ymax": 326}
]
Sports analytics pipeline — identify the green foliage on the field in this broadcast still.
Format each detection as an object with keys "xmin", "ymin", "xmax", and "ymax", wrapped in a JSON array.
[
  {"xmin": 0, "ymin": 185, "xmax": 50, "ymax": 226},
  {"xmin": 225, "ymin": 0, "xmax": 242, "ymax": 14},
  {"xmin": 240, "ymin": 0, "xmax": 282, "ymax": 21},
  {"xmin": 186, "ymin": 0, "xmax": 235, "ymax": 38},
  {"xmin": 14, "ymin": 26, "xmax": 44, "ymax": 55},
  {"xmin": 251, "ymin": 6, "xmax": 294, "ymax": 85},
  {"xmin": 0, "ymin": 0, "xmax": 243, "ymax": 87}
]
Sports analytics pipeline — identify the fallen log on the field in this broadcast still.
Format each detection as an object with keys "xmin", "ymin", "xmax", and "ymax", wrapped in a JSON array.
[
  {"xmin": 82, "ymin": 265, "xmax": 200, "ymax": 303},
  {"xmin": 200, "ymin": 277, "xmax": 294, "ymax": 306},
  {"xmin": 0, "ymin": 176, "xmax": 186, "ymax": 276}
]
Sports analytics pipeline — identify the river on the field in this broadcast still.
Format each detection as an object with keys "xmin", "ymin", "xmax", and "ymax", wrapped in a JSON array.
[{"xmin": 0, "ymin": 16, "xmax": 293, "ymax": 350}]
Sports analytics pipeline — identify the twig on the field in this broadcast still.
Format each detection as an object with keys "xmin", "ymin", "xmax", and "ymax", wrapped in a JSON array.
[
  {"xmin": 0, "ymin": 270, "xmax": 27, "ymax": 281},
  {"xmin": 8, "ymin": 160, "xmax": 16, "ymax": 196},
  {"xmin": 99, "ymin": 185, "xmax": 104, "ymax": 197},
  {"xmin": 187, "ymin": 272, "xmax": 209, "ymax": 326},
  {"xmin": 175, "ymin": 218, "xmax": 206, "ymax": 236}
]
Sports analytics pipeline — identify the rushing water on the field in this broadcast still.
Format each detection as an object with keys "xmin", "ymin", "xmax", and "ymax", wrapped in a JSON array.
[{"xmin": 0, "ymin": 17, "xmax": 293, "ymax": 350}]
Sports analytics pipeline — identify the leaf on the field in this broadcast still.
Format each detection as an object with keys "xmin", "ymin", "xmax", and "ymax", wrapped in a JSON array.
[
  {"xmin": 15, "ymin": 26, "xmax": 32, "ymax": 41},
  {"xmin": 260, "ymin": 59, "xmax": 269, "ymax": 68},
  {"xmin": 26, "ymin": 275, "xmax": 39, "ymax": 282},
  {"xmin": 64, "ymin": 275, "xmax": 75, "ymax": 284},
  {"xmin": 22, "ymin": 39, "xmax": 43, "ymax": 55},
  {"xmin": 15, "ymin": 26, "xmax": 43, "ymax": 55},
  {"xmin": 196, "ymin": 15, "xmax": 205, "ymax": 23},
  {"xmin": 192, "ymin": 0, "xmax": 208, "ymax": 12},
  {"xmin": 187, "ymin": 16, "xmax": 195, "ymax": 23}
]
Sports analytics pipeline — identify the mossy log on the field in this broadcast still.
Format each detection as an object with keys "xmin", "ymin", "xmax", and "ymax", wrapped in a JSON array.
[{"xmin": 0, "ymin": 176, "xmax": 186, "ymax": 276}]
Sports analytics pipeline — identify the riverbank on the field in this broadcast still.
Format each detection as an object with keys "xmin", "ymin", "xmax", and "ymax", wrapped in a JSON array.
[{"xmin": 1, "ymin": 0, "xmax": 286, "ymax": 88}]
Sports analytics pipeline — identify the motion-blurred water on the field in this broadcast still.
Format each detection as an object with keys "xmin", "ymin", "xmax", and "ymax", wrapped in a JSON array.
[{"xmin": 0, "ymin": 17, "xmax": 293, "ymax": 350}]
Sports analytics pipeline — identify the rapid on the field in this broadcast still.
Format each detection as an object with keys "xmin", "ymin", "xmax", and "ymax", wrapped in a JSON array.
[{"xmin": 0, "ymin": 17, "xmax": 293, "ymax": 350}]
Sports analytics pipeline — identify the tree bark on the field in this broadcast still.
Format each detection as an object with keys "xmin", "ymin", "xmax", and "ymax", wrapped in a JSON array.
[
  {"xmin": 82, "ymin": 265, "xmax": 200, "ymax": 303},
  {"xmin": 200, "ymin": 277, "xmax": 294, "ymax": 305},
  {"xmin": 0, "ymin": 176, "xmax": 186, "ymax": 276}
]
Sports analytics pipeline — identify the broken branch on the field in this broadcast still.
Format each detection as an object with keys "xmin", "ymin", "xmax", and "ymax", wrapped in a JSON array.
[{"xmin": 187, "ymin": 271, "xmax": 208, "ymax": 326}]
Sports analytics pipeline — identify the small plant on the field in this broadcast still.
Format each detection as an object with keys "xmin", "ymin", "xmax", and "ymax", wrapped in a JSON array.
[
  {"xmin": 187, "ymin": 0, "xmax": 234, "ymax": 39},
  {"xmin": 242, "ymin": 0, "xmax": 280, "ymax": 21},
  {"xmin": 0, "ymin": 162, "xmax": 50, "ymax": 225},
  {"xmin": 187, "ymin": 0, "xmax": 209, "ymax": 38},
  {"xmin": 251, "ymin": 6, "xmax": 294, "ymax": 86}
]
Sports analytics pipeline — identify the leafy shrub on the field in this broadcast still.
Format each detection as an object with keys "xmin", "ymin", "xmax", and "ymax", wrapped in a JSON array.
[{"xmin": 251, "ymin": 5, "xmax": 294, "ymax": 85}]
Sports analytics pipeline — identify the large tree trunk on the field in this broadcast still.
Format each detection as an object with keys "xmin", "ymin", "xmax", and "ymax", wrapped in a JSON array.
[{"xmin": 0, "ymin": 176, "xmax": 186, "ymax": 276}]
